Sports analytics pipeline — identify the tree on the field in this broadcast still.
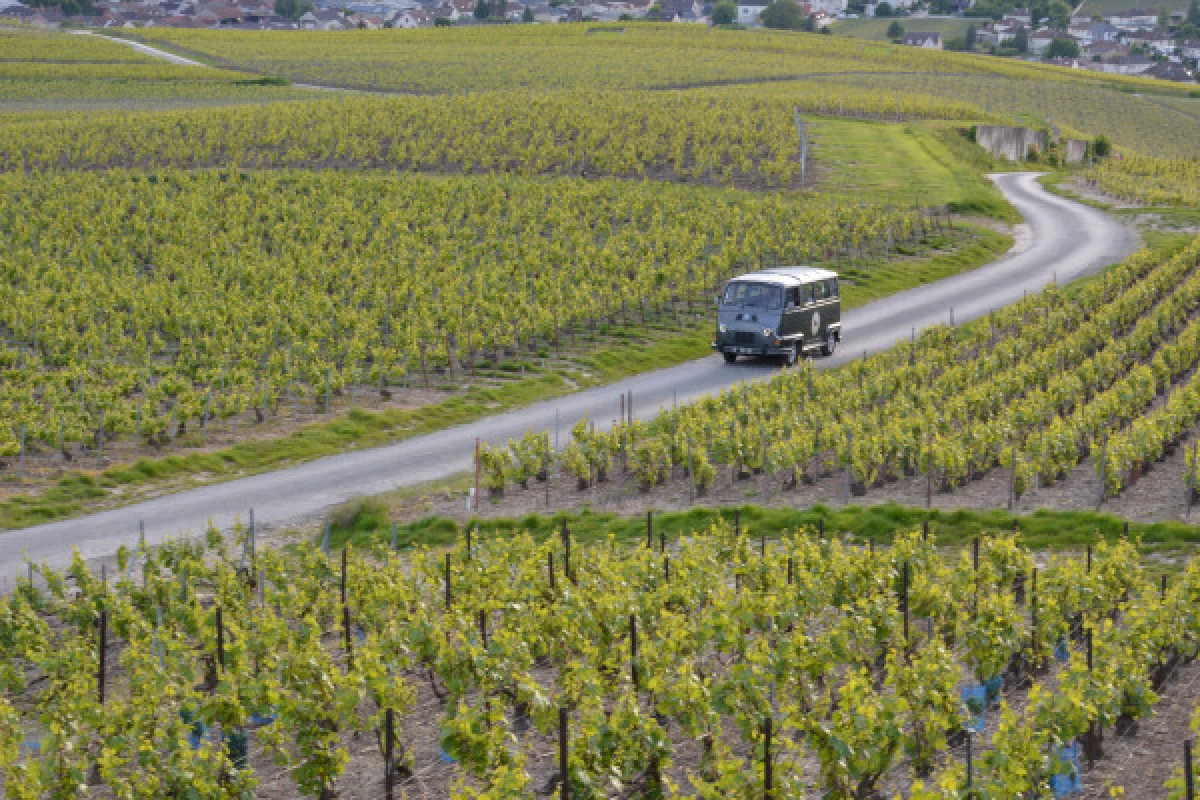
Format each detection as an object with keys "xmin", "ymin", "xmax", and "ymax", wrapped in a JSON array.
[
  {"xmin": 966, "ymin": 22, "xmax": 977, "ymax": 49},
  {"xmin": 1046, "ymin": 35, "xmax": 1079, "ymax": 57},
  {"xmin": 1091, "ymin": 135, "xmax": 1112, "ymax": 158},
  {"xmin": 274, "ymin": 0, "xmax": 312, "ymax": 19},
  {"xmin": 875, "ymin": 1, "xmax": 894, "ymax": 15},
  {"xmin": 1013, "ymin": 25, "xmax": 1028, "ymax": 52},
  {"xmin": 712, "ymin": 1, "xmax": 737, "ymax": 23},
  {"xmin": 434, "ymin": 15, "xmax": 454, "ymax": 24},
  {"xmin": 1045, "ymin": 0, "xmax": 1071, "ymax": 28},
  {"xmin": 1158, "ymin": 4, "xmax": 1170, "ymax": 29},
  {"xmin": 1189, "ymin": 0, "xmax": 1200, "ymax": 26},
  {"xmin": 760, "ymin": 0, "xmax": 805, "ymax": 29},
  {"xmin": 886, "ymin": 19, "xmax": 905, "ymax": 38},
  {"xmin": 523, "ymin": 5, "xmax": 534, "ymax": 20},
  {"xmin": 474, "ymin": 0, "xmax": 490, "ymax": 18}
]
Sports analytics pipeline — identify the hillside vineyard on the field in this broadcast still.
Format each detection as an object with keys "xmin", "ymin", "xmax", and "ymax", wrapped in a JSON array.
[{"xmin": 0, "ymin": 170, "xmax": 922, "ymax": 458}]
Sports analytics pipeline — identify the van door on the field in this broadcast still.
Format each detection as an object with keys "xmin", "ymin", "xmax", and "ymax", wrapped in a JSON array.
[
  {"xmin": 799, "ymin": 282, "xmax": 820, "ymax": 346},
  {"xmin": 780, "ymin": 286, "xmax": 802, "ymax": 339},
  {"xmin": 822, "ymin": 277, "xmax": 841, "ymax": 334}
]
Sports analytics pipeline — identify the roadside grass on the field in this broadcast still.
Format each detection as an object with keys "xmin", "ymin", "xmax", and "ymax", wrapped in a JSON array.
[
  {"xmin": 329, "ymin": 500, "xmax": 1200, "ymax": 552},
  {"xmin": 0, "ymin": 225, "xmax": 1011, "ymax": 531},
  {"xmin": 812, "ymin": 119, "xmax": 1019, "ymax": 222}
]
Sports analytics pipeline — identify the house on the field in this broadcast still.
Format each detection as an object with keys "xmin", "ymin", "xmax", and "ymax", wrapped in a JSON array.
[
  {"xmin": 1, "ymin": 3, "xmax": 64, "ymax": 23},
  {"xmin": 393, "ymin": 7, "xmax": 433, "ymax": 25},
  {"xmin": 902, "ymin": 31, "xmax": 942, "ymax": 49},
  {"xmin": 1095, "ymin": 54, "xmax": 1155, "ymax": 73},
  {"xmin": 978, "ymin": 21, "xmax": 1022, "ymax": 44},
  {"xmin": 1182, "ymin": 40, "xmax": 1200, "ymax": 60},
  {"xmin": 1083, "ymin": 39, "xmax": 1129, "ymax": 59},
  {"xmin": 1107, "ymin": 8, "xmax": 1157, "ymax": 30},
  {"xmin": 1072, "ymin": 21, "xmax": 1118, "ymax": 44},
  {"xmin": 431, "ymin": 0, "xmax": 473, "ymax": 18},
  {"xmin": 1145, "ymin": 61, "xmax": 1194, "ymax": 81},
  {"xmin": 1002, "ymin": 8, "xmax": 1031, "ymax": 26},
  {"xmin": 1028, "ymin": 27, "xmax": 1055, "ymax": 53},
  {"xmin": 298, "ymin": 8, "xmax": 346, "ymax": 27},
  {"xmin": 661, "ymin": 0, "xmax": 701, "ymax": 16},
  {"xmin": 807, "ymin": 0, "xmax": 844, "ymax": 15},
  {"xmin": 736, "ymin": 0, "xmax": 766, "ymax": 24},
  {"xmin": 1124, "ymin": 29, "xmax": 1174, "ymax": 54}
]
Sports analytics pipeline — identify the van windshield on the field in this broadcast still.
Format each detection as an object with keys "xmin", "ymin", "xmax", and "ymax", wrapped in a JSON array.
[{"xmin": 722, "ymin": 282, "xmax": 782, "ymax": 310}]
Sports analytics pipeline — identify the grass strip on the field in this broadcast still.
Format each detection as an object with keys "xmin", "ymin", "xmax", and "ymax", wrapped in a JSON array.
[{"xmin": 331, "ymin": 499, "xmax": 1200, "ymax": 552}]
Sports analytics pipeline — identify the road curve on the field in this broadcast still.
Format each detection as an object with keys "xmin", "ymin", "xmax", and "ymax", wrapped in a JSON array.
[{"xmin": 0, "ymin": 173, "xmax": 1138, "ymax": 578}]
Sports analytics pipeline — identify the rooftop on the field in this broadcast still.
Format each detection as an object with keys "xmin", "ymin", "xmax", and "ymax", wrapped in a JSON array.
[{"xmin": 732, "ymin": 267, "xmax": 839, "ymax": 286}]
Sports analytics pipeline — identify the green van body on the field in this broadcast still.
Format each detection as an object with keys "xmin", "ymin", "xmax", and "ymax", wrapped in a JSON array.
[{"xmin": 711, "ymin": 267, "xmax": 841, "ymax": 365}]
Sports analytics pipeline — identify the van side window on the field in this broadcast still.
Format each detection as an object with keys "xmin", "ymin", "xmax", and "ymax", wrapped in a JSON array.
[
  {"xmin": 827, "ymin": 278, "xmax": 839, "ymax": 298},
  {"xmin": 814, "ymin": 282, "xmax": 827, "ymax": 302},
  {"xmin": 806, "ymin": 285, "xmax": 816, "ymax": 305}
]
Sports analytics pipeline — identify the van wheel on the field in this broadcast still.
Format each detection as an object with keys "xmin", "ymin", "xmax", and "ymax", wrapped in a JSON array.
[
  {"xmin": 822, "ymin": 330, "xmax": 837, "ymax": 357},
  {"xmin": 783, "ymin": 343, "xmax": 799, "ymax": 367},
  {"xmin": 723, "ymin": 352, "xmax": 738, "ymax": 364}
]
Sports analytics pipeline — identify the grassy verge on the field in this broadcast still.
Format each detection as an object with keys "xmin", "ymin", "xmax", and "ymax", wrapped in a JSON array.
[
  {"xmin": 0, "ymin": 225, "xmax": 1012, "ymax": 531},
  {"xmin": 812, "ymin": 119, "xmax": 1019, "ymax": 222},
  {"xmin": 329, "ymin": 500, "xmax": 1200, "ymax": 552}
]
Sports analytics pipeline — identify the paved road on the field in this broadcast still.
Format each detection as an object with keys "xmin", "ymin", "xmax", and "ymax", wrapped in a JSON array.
[
  {"xmin": 67, "ymin": 30, "xmax": 209, "ymax": 67},
  {"xmin": 0, "ymin": 173, "xmax": 1138, "ymax": 578}
]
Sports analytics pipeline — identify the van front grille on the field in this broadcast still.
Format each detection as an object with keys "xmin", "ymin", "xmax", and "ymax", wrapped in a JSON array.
[{"xmin": 733, "ymin": 331, "xmax": 756, "ymax": 346}]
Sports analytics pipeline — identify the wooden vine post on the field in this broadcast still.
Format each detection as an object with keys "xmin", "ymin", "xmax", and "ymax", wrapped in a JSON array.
[
  {"xmin": 629, "ymin": 614, "xmax": 639, "ymax": 692},
  {"xmin": 559, "ymin": 708, "xmax": 570, "ymax": 800},
  {"xmin": 1185, "ymin": 739, "xmax": 1195, "ymax": 800},
  {"xmin": 763, "ymin": 715, "xmax": 773, "ymax": 799},
  {"xmin": 216, "ymin": 607, "xmax": 225, "ymax": 670},
  {"xmin": 97, "ymin": 609, "xmax": 107, "ymax": 705},
  {"xmin": 384, "ymin": 708, "xmax": 396, "ymax": 800},
  {"xmin": 561, "ymin": 520, "xmax": 573, "ymax": 584}
]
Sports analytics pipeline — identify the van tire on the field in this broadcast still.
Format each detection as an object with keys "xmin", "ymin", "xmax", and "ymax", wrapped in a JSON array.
[
  {"xmin": 822, "ymin": 330, "xmax": 837, "ymax": 357},
  {"xmin": 783, "ymin": 343, "xmax": 799, "ymax": 367},
  {"xmin": 723, "ymin": 352, "xmax": 738, "ymax": 364}
]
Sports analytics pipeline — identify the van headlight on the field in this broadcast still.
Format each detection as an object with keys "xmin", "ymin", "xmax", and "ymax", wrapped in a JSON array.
[
  {"xmin": 718, "ymin": 324, "xmax": 727, "ymax": 333},
  {"xmin": 763, "ymin": 328, "xmax": 773, "ymax": 337}
]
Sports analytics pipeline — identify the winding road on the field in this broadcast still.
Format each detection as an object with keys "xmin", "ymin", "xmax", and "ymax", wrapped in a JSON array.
[{"xmin": 0, "ymin": 173, "xmax": 1138, "ymax": 579}]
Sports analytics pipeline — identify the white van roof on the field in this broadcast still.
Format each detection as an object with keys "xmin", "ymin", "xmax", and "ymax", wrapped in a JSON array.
[{"xmin": 729, "ymin": 267, "xmax": 838, "ymax": 287}]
